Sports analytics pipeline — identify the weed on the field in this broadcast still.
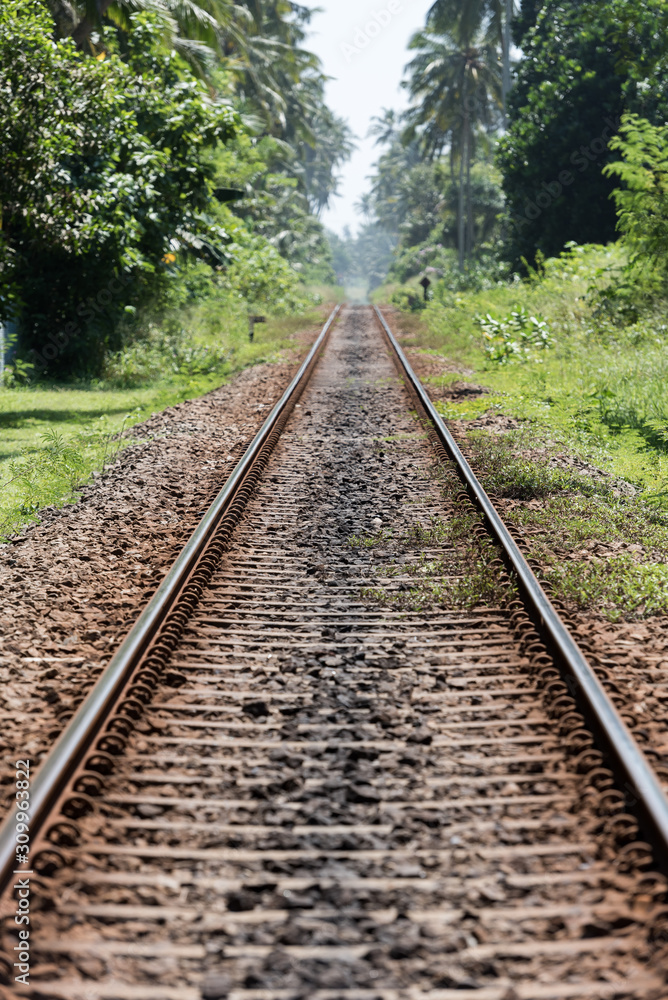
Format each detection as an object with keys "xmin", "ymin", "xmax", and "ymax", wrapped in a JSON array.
[
  {"xmin": 403, "ymin": 517, "xmax": 450, "ymax": 545},
  {"xmin": 357, "ymin": 510, "xmax": 513, "ymax": 612},
  {"xmin": 0, "ymin": 418, "xmax": 130, "ymax": 540},
  {"xmin": 546, "ymin": 555, "xmax": 668, "ymax": 622},
  {"xmin": 478, "ymin": 306, "xmax": 553, "ymax": 363},
  {"xmin": 348, "ymin": 529, "xmax": 394, "ymax": 548},
  {"xmin": 464, "ymin": 431, "xmax": 609, "ymax": 500}
]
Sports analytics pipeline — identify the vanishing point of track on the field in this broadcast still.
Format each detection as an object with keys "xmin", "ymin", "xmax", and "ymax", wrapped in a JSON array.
[{"xmin": 1, "ymin": 305, "xmax": 668, "ymax": 999}]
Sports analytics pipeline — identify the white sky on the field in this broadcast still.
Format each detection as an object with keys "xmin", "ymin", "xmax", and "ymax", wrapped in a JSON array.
[{"xmin": 306, "ymin": 0, "xmax": 434, "ymax": 235}]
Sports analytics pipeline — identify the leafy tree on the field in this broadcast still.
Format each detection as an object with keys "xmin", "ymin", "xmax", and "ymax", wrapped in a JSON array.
[
  {"xmin": 43, "ymin": 0, "xmax": 243, "ymax": 77},
  {"xmin": 511, "ymin": 0, "xmax": 542, "ymax": 44},
  {"xmin": 0, "ymin": 2, "xmax": 237, "ymax": 375},
  {"xmin": 604, "ymin": 114, "xmax": 668, "ymax": 287},
  {"xmin": 229, "ymin": 1, "xmax": 319, "ymax": 134},
  {"xmin": 498, "ymin": 0, "xmax": 668, "ymax": 269},
  {"xmin": 212, "ymin": 132, "xmax": 335, "ymax": 280}
]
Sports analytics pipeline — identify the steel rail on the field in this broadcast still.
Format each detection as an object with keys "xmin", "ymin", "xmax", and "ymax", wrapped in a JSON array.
[
  {"xmin": 375, "ymin": 303, "xmax": 668, "ymax": 863},
  {"xmin": 0, "ymin": 304, "xmax": 341, "ymax": 894}
]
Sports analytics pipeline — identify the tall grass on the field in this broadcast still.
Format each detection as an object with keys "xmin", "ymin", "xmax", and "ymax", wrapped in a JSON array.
[{"xmin": 0, "ymin": 420, "xmax": 132, "ymax": 539}]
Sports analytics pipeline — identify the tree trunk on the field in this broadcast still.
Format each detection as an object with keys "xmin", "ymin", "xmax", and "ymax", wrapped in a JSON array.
[
  {"xmin": 457, "ymin": 69, "xmax": 469, "ymax": 273},
  {"xmin": 466, "ymin": 126, "xmax": 473, "ymax": 259},
  {"xmin": 502, "ymin": 0, "xmax": 512, "ymax": 128},
  {"xmin": 458, "ymin": 120, "xmax": 467, "ymax": 272},
  {"xmin": 43, "ymin": 0, "xmax": 78, "ymax": 38},
  {"xmin": 71, "ymin": 0, "xmax": 115, "ymax": 47}
]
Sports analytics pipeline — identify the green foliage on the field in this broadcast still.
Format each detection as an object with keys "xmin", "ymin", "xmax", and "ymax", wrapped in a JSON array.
[
  {"xmin": 603, "ymin": 114, "xmax": 668, "ymax": 288},
  {"xmin": 220, "ymin": 224, "xmax": 309, "ymax": 313},
  {"xmin": 1, "ymin": 0, "xmax": 349, "ymax": 383},
  {"xmin": 102, "ymin": 326, "xmax": 232, "ymax": 389},
  {"xmin": 498, "ymin": 0, "xmax": 668, "ymax": 269},
  {"xmin": 0, "ymin": 1, "xmax": 237, "ymax": 376},
  {"xmin": 1, "ymin": 359, "xmax": 35, "ymax": 389},
  {"xmin": 216, "ymin": 4, "xmax": 354, "ymax": 231},
  {"xmin": 211, "ymin": 124, "xmax": 346, "ymax": 282},
  {"xmin": 0, "ymin": 420, "xmax": 131, "ymax": 539},
  {"xmin": 390, "ymin": 288, "xmax": 428, "ymax": 313},
  {"xmin": 393, "ymin": 239, "xmax": 508, "ymax": 289},
  {"xmin": 478, "ymin": 306, "xmax": 553, "ymax": 363}
]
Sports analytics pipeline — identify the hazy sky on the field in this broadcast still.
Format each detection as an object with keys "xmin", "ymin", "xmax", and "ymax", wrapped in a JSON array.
[{"xmin": 306, "ymin": 0, "xmax": 433, "ymax": 236}]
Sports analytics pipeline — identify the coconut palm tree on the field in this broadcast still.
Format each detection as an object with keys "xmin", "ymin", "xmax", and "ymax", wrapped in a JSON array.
[
  {"xmin": 403, "ymin": 25, "xmax": 501, "ymax": 268},
  {"xmin": 41, "ymin": 0, "xmax": 246, "ymax": 80},
  {"xmin": 368, "ymin": 108, "xmax": 402, "ymax": 148},
  {"xmin": 427, "ymin": 0, "xmax": 516, "ymax": 125}
]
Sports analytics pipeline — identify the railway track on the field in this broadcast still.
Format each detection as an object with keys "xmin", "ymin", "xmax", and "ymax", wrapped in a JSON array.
[{"xmin": 1, "ymin": 304, "xmax": 668, "ymax": 999}]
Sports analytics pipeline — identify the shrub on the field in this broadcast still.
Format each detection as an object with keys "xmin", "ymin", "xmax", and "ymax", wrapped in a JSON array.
[
  {"xmin": 477, "ymin": 306, "xmax": 553, "ymax": 363},
  {"xmin": 603, "ymin": 113, "xmax": 668, "ymax": 290}
]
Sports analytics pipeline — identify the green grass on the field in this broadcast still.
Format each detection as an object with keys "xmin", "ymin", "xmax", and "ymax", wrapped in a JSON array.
[
  {"xmin": 386, "ymin": 245, "xmax": 668, "ymax": 619},
  {"xmin": 401, "ymin": 244, "xmax": 668, "ymax": 491},
  {"xmin": 461, "ymin": 431, "xmax": 668, "ymax": 620},
  {"xmin": 0, "ymin": 301, "xmax": 330, "ymax": 540}
]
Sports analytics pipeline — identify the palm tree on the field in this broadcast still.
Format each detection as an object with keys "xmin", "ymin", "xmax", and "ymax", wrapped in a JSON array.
[
  {"xmin": 227, "ymin": 1, "xmax": 319, "ymax": 135},
  {"xmin": 427, "ymin": 0, "xmax": 516, "ymax": 125},
  {"xmin": 365, "ymin": 125, "xmax": 424, "ymax": 244},
  {"xmin": 368, "ymin": 109, "xmax": 402, "ymax": 148},
  {"xmin": 42, "ymin": 0, "xmax": 253, "ymax": 82},
  {"xmin": 403, "ymin": 26, "xmax": 501, "ymax": 268},
  {"xmin": 300, "ymin": 100, "xmax": 355, "ymax": 217}
]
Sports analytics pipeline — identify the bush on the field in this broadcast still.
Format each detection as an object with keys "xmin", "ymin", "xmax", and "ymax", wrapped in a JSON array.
[
  {"xmin": 390, "ymin": 287, "xmax": 428, "ymax": 312},
  {"xmin": 220, "ymin": 222, "xmax": 310, "ymax": 315},
  {"xmin": 478, "ymin": 306, "xmax": 553, "ymax": 363},
  {"xmin": 603, "ymin": 114, "xmax": 668, "ymax": 290},
  {"xmin": 102, "ymin": 326, "xmax": 233, "ymax": 389}
]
